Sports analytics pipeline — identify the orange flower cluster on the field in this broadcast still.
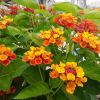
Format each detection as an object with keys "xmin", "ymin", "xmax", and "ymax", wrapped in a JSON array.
[
  {"xmin": 54, "ymin": 13, "xmax": 77, "ymax": 29},
  {"xmin": 0, "ymin": 16, "xmax": 13, "ymax": 29},
  {"xmin": 0, "ymin": 44, "xmax": 16, "ymax": 66},
  {"xmin": 72, "ymin": 32, "xmax": 100, "ymax": 53},
  {"xmin": 23, "ymin": 46, "xmax": 53, "ymax": 66},
  {"xmin": 49, "ymin": 62, "xmax": 87, "ymax": 94},
  {"xmin": 40, "ymin": 28, "xmax": 65, "ymax": 46}
]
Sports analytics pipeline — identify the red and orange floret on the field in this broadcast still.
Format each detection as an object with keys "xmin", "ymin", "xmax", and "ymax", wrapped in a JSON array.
[
  {"xmin": 40, "ymin": 28, "xmax": 66, "ymax": 46},
  {"xmin": 49, "ymin": 62, "xmax": 87, "ymax": 94},
  {"xmin": 22, "ymin": 46, "xmax": 53, "ymax": 66},
  {"xmin": 75, "ymin": 19, "xmax": 98, "ymax": 33},
  {"xmin": 9, "ymin": 5, "xmax": 19, "ymax": 15},
  {"xmin": 72, "ymin": 32, "xmax": 100, "ymax": 53},
  {"xmin": 54, "ymin": 13, "xmax": 77, "ymax": 29},
  {"xmin": 24, "ymin": 7, "xmax": 34, "ymax": 13},
  {"xmin": 0, "ymin": 44, "xmax": 16, "ymax": 66},
  {"xmin": 39, "ymin": 4, "xmax": 46, "ymax": 10}
]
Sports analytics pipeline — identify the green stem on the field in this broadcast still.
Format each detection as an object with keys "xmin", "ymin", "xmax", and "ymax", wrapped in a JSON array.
[
  {"xmin": 38, "ymin": 66, "xmax": 44, "ymax": 81},
  {"xmin": 30, "ymin": 14, "xmax": 35, "ymax": 27},
  {"xmin": 52, "ymin": 45, "xmax": 59, "ymax": 63},
  {"xmin": 50, "ymin": 81, "xmax": 63, "ymax": 98},
  {"xmin": 46, "ymin": 94, "xmax": 52, "ymax": 100}
]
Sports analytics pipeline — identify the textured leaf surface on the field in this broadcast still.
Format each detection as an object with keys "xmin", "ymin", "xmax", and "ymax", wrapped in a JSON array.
[
  {"xmin": 49, "ymin": 78, "xmax": 61, "ymax": 89},
  {"xmin": 13, "ymin": 13, "xmax": 30, "ymax": 27},
  {"xmin": 80, "ymin": 61, "xmax": 100, "ymax": 82},
  {"xmin": 53, "ymin": 2, "xmax": 79, "ymax": 15},
  {"xmin": 14, "ymin": 82, "xmax": 50, "ymax": 99},
  {"xmin": 22, "ymin": 67, "xmax": 42, "ymax": 85},
  {"xmin": 13, "ymin": 0, "xmax": 38, "ymax": 9},
  {"xmin": 0, "ymin": 58, "xmax": 29, "ymax": 90},
  {"xmin": 84, "ymin": 11, "xmax": 100, "ymax": 25},
  {"xmin": 7, "ymin": 26, "xmax": 22, "ymax": 36}
]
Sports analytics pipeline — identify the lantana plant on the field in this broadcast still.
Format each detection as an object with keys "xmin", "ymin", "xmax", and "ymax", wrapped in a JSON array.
[{"xmin": 0, "ymin": 0, "xmax": 100, "ymax": 100}]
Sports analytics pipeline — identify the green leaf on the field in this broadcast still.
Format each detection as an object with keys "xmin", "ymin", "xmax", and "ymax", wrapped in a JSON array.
[
  {"xmin": 26, "ymin": 33, "xmax": 42, "ymax": 46},
  {"xmin": 33, "ymin": 22, "xmax": 51, "ymax": 33},
  {"xmin": 54, "ymin": 90, "xmax": 68, "ymax": 100},
  {"xmin": 35, "ymin": 9, "xmax": 51, "ymax": 17},
  {"xmin": 0, "ymin": 37, "xmax": 18, "ymax": 50},
  {"xmin": 13, "ymin": 0, "xmax": 39, "ymax": 9},
  {"xmin": 84, "ymin": 11, "xmax": 100, "ymax": 19},
  {"xmin": 84, "ymin": 11, "xmax": 100, "ymax": 26},
  {"xmin": 75, "ymin": 88, "xmax": 91, "ymax": 100},
  {"xmin": 80, "ymin": 61, "xmax": 100, "ymax": 82},
  {"xmin": 67, "ymin": 52, "xmax": 76, "ymax": 62},
  {"xmin": 83, "ymin": 79, "xmax": 100, "ymax": 95},
  {"xmin": 14, "ymin": 82, "xmax": 51, "ymax": 99},
  {"xmin": 0, "ymin": 37, "xmax": 14, "ymax": 45},
  {"xmin": 13, "ymin": 13, "xmax": 30, "ymax": 27},
  {"xmin": 89, "ymin": 94, "xmax": 96, "ymax": 100},
  {"xmin": 7, "ymin": 26, "xmax": 22, "ymax": 36},
  {"xmin": 53, "ymin": 2, "xmax": 78, "ymax": 15},
  {"xmin": 0, "ymin": 76, "xmax": 12, "ymax": 90},
  {"xmin": 0, "ymin": 58, "xmax": 29, "ymax": 90},
  {"xmin": 49, "ymin": 78, "xmax": 61, "ymax": 89},
  {"xmin": 22, "ymin": 67, "xmax": 42, "ymax": 85},
  {"xmin": 79, "ymin": 48, "xmax": 96, "ymax": 62}
]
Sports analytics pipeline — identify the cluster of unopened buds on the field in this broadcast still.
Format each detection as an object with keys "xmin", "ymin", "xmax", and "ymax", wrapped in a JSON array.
[
  {"xmin": 75, "ymin": 19, "xmax": 98, "ymax": 33},
  {"xmin": 49, "ymin": 62, "xmax": 87, "ymax": 94},
  {"xmin": 9, "ymin": 5, "xmax": 19, "ymax": 15},
  {"xmin": 78, "ymin": 10, "xmax": 85, "ymax": 15},
  {"xmin": 72, "ymin": 32, "xmax": 100, "ymax": 53},
  {"xmin": 9, "ymin": 5, "xmax": 34, "ymax": 14},
  {"xmin": 39, "ymin": 4, "xmax": 46, "ymax": 10},
  {"xmin": 23, "ymin": 7, "xmax": 34, "ymax": 14},
  {"xmin": 54, "ymin": 13, "xmax": 77, "ymax": 29},
  {"xmin": 0, "ymin": 86, "xmax": 16, "ymax": 96},
  {"xmin": 22, "ymin": 46, "xmax": 53, "ymax": 66},
  {"xmin": 40, "ymin": 28, "xmax": 66, "ymax": 46},
  {"xmin": 0, "ymin": 44, "xmax": 16, "ymax": 66},
  {"xmin": 48, "ymin": 7, "xmax": 58, "ymax": 15},
  {"xmin": 0, "ymin": 16, "xmax": 13, "ymax": 29}
]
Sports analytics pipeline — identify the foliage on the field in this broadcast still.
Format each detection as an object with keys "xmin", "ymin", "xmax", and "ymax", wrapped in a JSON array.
[{"xmin": 0, "ymin": 1, "xmax": 100, "ymax": 100}]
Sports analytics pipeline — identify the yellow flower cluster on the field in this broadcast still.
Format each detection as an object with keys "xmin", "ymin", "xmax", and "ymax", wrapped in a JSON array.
[
  {"xmin": 23, "ymin": 46, "xmax": 53, "ymax": 66},
  {"xmin": 49, "ymin": 62, "xmax": 87, "ymax": 94},
  {"xmin": 82, "ymin": 32, "xmax": 100, "ymax": 48},
  {"xmin": 40, "ymin": 28, "xmax": 65, "ymax": 46},
  {"xmin": 0, "ymin": 16, "xmax": 13, "ymax": 29}
]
